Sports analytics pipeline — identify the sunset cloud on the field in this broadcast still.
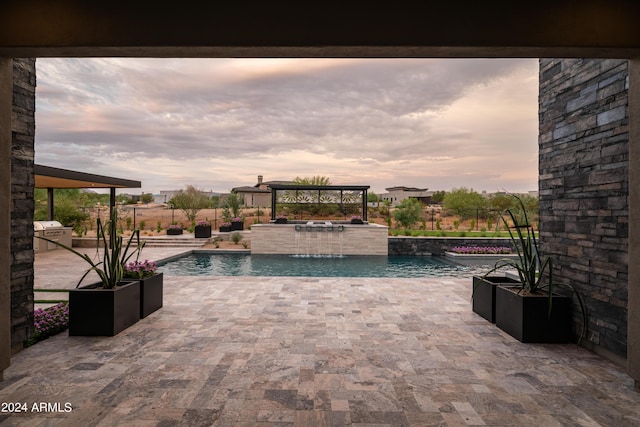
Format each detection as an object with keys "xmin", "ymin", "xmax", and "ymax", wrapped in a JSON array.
[{"xmin": 35, "ymin": 58, "xmax": 539, "ymax": 195}]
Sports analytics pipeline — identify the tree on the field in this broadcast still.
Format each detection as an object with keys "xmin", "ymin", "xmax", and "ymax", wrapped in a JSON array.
[
  {"xmin": 169, "ymin": 185, "xmax": 210, "ymax": 223},
  {"xmin": 379, "ymin": 200, "xmax": 392, "ymax": 226},
  {"xmin": 140, "ymin": 193, "xmax": 154, "ymax": 204},
  {"xmin": 221, "ymin": 192, "xmax": 242, "ymax": 222},
  {"xmin": 488, "ymin": 192, "xmax": 539, "ymax": 229},
  {"xmin": 442, "ymin": 187, "xmax": 487, "ymax": 219},
  {"xmin": 367, "ymin": 192, "xmax": 379, "ymax": 203},
  {"xmin": 431, "ymin": 190, "xmax": 446, "ymax": 204},
  {"xmin": 34, "ymin": 188, "xmax": 106, "ymax": 233},
  {"xmin": 53, "ymin": 199, "xmax": 90, "ymax": 234},
  {"xmin": 487, "ymin": 192, "xmax": 516, "ymax": 212},
  {"xmin": 392, "ymin": 198, "xmax": 423, "ymax": 229},
  {"xmin": 293, "ymin": 175, "xmax": 331, "ymax": 186},
  {"xmin": 116, "ymin": 194, "xmax": 131, "ymax": 204}
]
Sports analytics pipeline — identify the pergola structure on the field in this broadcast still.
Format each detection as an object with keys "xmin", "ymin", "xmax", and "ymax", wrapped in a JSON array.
[
  {"xmin": 34, "ymin": 164, "xmax": 142, "ymax": 220},
  {"xmin": 269, "ymin": 184, "xmax": 369, "ymax": 221}
]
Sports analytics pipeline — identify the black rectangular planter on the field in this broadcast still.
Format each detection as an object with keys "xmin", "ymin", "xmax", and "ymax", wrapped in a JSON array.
[
  {"xmin": 123, "ymin": 273, "xmax": 163, "ymax": 318},
  {"xmin": 230, "ymin": 221, "xmax": 244, "ymax": 231},
  {"xmin": 69, "ymin": 280, "xmax": 140, "ymax": 336},
  {"xmin": 472, "ymin": 276, "xmax": 520, "ymax": 323},
  {"xmin": 194, "ymin": 225, "xmax": 212, "ymax": 238},
  {"xmin": 166, "ymin": 228, "xmax": 183, "ymax": 235},
  {"xmin": 495, "ymin": 285, "xmax": 572, "ymax": 343}
]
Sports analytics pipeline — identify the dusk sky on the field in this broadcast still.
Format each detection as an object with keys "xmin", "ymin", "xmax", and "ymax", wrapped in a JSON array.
[{"xmin": 34, "ymin": 58, "xmax": 539, "ymax": 196}]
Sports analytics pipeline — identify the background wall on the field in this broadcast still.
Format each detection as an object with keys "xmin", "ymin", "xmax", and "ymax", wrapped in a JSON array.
[
  {"xmin": 388, "ymin": 237, "xmax": 514, "ymax": 257},
  {"xmin": 539, "ymin": 59, "xmax": 629, "ymax": 360}
]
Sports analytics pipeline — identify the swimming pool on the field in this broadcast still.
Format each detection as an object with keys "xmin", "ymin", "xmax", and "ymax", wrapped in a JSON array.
[{"xmin": 157, "ymin": 252, "xmax": 493, "ymax": 278}]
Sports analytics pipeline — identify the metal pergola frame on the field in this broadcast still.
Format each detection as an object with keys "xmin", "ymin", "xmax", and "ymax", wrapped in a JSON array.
[{"xmin": 269, "ymin": 184, "xmax": 370, "ymax": 221}]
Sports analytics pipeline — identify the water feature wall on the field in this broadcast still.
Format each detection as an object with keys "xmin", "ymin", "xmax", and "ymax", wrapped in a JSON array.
[{"xmin": 251, "ymin": 222, "xmax": 388, "ymax": 256}]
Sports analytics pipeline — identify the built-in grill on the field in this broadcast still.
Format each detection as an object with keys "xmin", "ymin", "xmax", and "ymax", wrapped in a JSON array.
[{"xmin": 33, "ymin": 221, "xmax": 73, "ymax": 253}]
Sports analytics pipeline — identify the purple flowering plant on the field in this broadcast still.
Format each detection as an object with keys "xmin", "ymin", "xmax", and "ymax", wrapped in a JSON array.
[
  {"xmin": 124, "ymin": 259, "xmax": 158, "ymax": 279},
  {"xmin": 30, "ymin": 302, "xmax": 69, "ymax": 345},
  {"xmin": 351, "ymin": 215, "xmax": 362, "ymax": 220},
  {"xmin": 231, "ymin": 217, "xmax": 242, "ymax": 223},
  {"xmin": 168, "ymin": 224, "xmax": 183, "ymax": 230},
  {"xmin": 451, "ymin": 246, "xmax": 512, "ymax": 254},
  {"xmin": 221, "ymin": 222, "xmax": 231, "ymax": 227},
  {"xmin": 195, "ymin": 220, "xmax": 210, "ymax": 227}
]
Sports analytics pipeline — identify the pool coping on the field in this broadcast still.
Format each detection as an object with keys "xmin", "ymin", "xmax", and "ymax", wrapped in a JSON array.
[{"xmin": 155, "ymin": 249, "xmax": 251, "ymax": 265}]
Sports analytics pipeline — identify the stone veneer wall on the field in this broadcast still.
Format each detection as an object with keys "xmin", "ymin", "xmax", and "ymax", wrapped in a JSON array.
[
  {"xmin": 10, "ymin": 58, "xmax": 36, "ymax": 352},
  {"xmin": 388, "ymin": 237, "xmax": 514, "ymax": 256},
  {"xmin": 251, "ymin": 224, "xmax": 388, "ymax": 255},
  {"xmin": 539, "ymin": 59, "xmax": 629, "ymax": 359}
]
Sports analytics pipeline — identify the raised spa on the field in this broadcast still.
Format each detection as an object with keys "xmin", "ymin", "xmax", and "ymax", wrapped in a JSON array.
[{"xmin": 251, "ymin": 221, "xmax": 388, "ymax": 256}]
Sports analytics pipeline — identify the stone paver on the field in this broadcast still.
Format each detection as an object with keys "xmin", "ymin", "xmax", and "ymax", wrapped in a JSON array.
[{"xmin": 1, "ymin": 250, "xmax": 639, "ymax": 426}]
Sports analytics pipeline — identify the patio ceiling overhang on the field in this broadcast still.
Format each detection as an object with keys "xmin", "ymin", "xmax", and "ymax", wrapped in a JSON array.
[{"xmin": 34, "ymin": 164, "xmax": 141, "ymax": 189}]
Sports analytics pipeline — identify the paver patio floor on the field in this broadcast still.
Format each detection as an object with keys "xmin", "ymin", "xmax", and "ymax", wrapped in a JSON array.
[{"xmin": 1, "ymin": 249, "xmax": 639, "ymax": 426}]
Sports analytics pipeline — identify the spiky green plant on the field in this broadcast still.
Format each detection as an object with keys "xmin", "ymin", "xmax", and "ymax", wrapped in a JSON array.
[
  {"xmin": 487, "ymin": 196, "xmax": 548, "ymax": 294},
  {"xmin": 37, "ymin": 208, "xmax": 143, "ymax": 289},
  {"xmin": 484, "ymin": 193, "xmax": 586, "ymax": 341}
]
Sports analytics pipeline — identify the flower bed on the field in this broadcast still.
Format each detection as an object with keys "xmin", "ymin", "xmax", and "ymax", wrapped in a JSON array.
[
  {"xmin": 28, "ymin": 302, "xmax": 69, "ymax": 346},
  {"xmin": 450, "ymin": 246, "xmax": 512, "ymax": 254},
  {"xmin": 124, "ymin": 259, "xmax": 158, "ymax": 279}
]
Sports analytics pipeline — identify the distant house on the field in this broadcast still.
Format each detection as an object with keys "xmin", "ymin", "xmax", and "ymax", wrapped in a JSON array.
[
  {"xmin": 380, "ymin": 186, "xmax": 432, "ymax": 206},
  {"xmin": 232, "ymin": 175, "xmax": 294, "ymax": 207}
]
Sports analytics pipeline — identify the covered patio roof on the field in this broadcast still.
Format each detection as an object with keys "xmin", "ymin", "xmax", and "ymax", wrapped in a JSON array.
[
  {"xmin": 34, "ymin": 164, "xmax": 141, "ymax": 189},
  {"xmin": 34, "ymin": 164, "xmax": 142, "ymax": 220}
]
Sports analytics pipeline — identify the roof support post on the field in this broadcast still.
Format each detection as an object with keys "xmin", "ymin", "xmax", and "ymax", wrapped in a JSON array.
[
  {"xmin": 362, "ymin": 189, "xmax": 368, "ymax": 221},
  {"xmin": 47, "ymin": 188, "xmax": 54, "ymax": 220},
  {"xmin": 271, "ymin": 189, "xmax": 277, "ymax": 220}
]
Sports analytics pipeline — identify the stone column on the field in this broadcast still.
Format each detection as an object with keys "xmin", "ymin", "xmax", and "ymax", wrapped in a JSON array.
[
  {"xmin": 628, "ymin": 58, "xmax": 640, "ymax": 391},
  {"xmin": 0, "ymin": 58, "xmax": 12, "ymax": 380},
  {"xmin": 10, "ymin": 59, "xmax": 36, "ymax": 352}
]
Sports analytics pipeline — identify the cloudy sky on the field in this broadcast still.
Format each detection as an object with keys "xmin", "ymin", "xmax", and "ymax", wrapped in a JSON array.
[{"xmin": 34, "ymin": 58, "xmax": 539, "ymax": 196}]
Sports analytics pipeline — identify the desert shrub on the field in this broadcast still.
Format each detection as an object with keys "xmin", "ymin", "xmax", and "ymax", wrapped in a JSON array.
[{"xmin": 231, "ymin": 232, "xmax": 243, "ymax": 244}]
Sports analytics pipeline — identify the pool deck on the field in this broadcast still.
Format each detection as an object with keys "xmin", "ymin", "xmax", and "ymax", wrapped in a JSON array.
[{"xmin": 1, "ymin": 248, "xmax": 639, "ymax": 425}]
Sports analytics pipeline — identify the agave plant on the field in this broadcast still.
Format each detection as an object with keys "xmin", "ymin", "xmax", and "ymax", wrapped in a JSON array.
[
  {"xmin": 485, "ymin": 194, "xmax": 548, "ymax": 294},
  {"xmin": 485, "ymin": 193, "xmax": 586, "ymax": 340},
  {"xmin": 37, "ymin": 208, "xmax": 144, "ymax": 289}
]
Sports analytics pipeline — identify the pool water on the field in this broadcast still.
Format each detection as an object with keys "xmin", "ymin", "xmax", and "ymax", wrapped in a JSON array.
[{"xmin": 157, "ymin": 252, "xmax": 493, "ymax": 278}]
